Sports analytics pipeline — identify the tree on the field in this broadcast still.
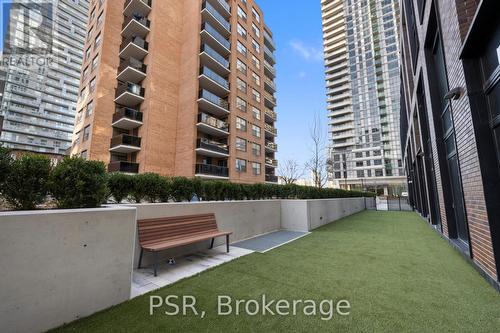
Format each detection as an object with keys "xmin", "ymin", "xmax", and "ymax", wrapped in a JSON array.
[
  {"xmin": 305, "ymin": 113, "xmax": 328, "ymax": 188},
  {"xmin": 277, "ymin": 159, "xmax": 303, "ymax": 184}
]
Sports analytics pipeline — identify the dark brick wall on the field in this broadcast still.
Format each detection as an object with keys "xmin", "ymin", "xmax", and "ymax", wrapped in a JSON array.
[{"xmin": 400, "ymin": 0, "xmax": 497, "ymax": 280}]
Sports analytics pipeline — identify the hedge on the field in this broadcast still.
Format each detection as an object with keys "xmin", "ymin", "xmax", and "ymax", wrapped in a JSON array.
[{"xmin": 0, "ymin": 150, "xmax": 375, "ymax": 210}]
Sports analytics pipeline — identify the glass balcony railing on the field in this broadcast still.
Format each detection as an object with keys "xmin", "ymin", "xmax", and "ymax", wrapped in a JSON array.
[
  {"xmin": 115, "ymin": 82, "xmax": 145, "ymax": 98},
  {"xmin": 196, "ymin": 138, "xmax": 229, "ymax": 155},
  {"xmin": 265, "ymin": 140, "xmax": 277, "ymax": 151},
  {"xmin": 120, "ymin": 36, "xmax": 149, "ymax": 52},
  {"xmin": 195, "ymin": 163, "xmax": 229, "ymax": 177},
  {"xmin": 265, "ymin": 108, "xmax": 277, "ymax": 121},
  {"xmin": 265, "ymin": 158, "xmax": 278, "ymax": 167},
  {"xmin": 198, "ymin": 113, "xmax": 229, "ymax": 132},
  {"xmin": 199, "ymin": 89, "xmax": 229, "ymax": 111},
  {"xmin": 118, "ymin": 57, "xmax": 147, "ymax": 74},
  {"xmin": 113, "ymin": 107, "xmax": 143, "ymax": 124},
  {"xmin": 202, "ymin": 1, "xmax": 231, "ymax": 32},
  {"xmin": 201, "ymin": 22, "xmax": 230, "ymax": 50},
  {"xmin": 122, "ymin": 15, "xmax": 150, "ymax": 30},
  {"xmin": 265, "ymin": 174, "xmax": 278, "ymax": 182},
  {"xmin": 264, "ymin": 123, "xmax": 277, "ymax": 135},
  {"xmin": 200, "ymin": 66, "xmax": 229, "ymax": 89},
  {"xmin": 200, "ymin": 44, "xmax": 229, "ymax": 68},
  {"xmin": 108, "ymin": 161, "xmax": 139, "ymax": 173},
  {"xmin": 110, "ymin": 134, "xmax": 141, "ymax": 148}
]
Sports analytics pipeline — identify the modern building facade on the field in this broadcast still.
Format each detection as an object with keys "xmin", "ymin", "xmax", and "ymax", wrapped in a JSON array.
[
  {"xmin": 70, "ymin": 0, "xmax": 278, "ymax": 184},
  {"xmin": 400, "ymin": 0, "xmax": 500, "ymax": 288},
  {"xmin": 0, "ymin": 0, "xmax": 89, "ymax": 157},
  {"xmin": 321, "ymin": 0, "xmax": 406, "ymax": 195}
]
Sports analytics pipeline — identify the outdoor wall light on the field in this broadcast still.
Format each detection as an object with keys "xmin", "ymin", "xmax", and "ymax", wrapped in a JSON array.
[{"xmin": 444, "ymin": 87, "xmax": 464, "ymax": 100}]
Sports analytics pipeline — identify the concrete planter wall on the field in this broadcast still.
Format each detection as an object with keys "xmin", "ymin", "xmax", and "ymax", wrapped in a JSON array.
[{"xmin": 0, "ymin": 207, "xmax": 137, "ymax": 333}]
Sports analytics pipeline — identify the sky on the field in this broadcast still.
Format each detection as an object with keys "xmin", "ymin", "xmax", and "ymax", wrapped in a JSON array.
[{"xmin": 258, "ymin": 0, "xmax": 327, "ymax": 169}]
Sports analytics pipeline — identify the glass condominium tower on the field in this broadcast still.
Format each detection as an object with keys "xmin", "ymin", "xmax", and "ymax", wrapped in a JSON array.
[
  {"xmin": 321, "ymin": 0, "xmax": 405, "ymax": 195},
  {"xmin": 0, "ymin": 0, "xmax": 89, "ymax": 157}
]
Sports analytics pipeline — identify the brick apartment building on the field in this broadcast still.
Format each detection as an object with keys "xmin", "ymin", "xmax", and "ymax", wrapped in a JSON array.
[
  {"xmin": 399, "ymin": 0, "xmax": 500, "ymax": 289},
  {"xmin": 71, "ymin": 0, "xmax": 278, "ymax": 184}
]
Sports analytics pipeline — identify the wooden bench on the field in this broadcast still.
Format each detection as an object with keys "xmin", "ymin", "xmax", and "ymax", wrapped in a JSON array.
[{"xmin": 137, "ymin": 213, "xmax": 232, "ymax": 276}]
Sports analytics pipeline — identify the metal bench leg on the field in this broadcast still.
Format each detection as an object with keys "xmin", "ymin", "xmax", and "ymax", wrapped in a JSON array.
[
  {"xmin": 137, "ymin": 248, "xmax": 144, "ymax": 269},
  {"xmin": 153, "ymin": 252, "xmax": 159, "ymax": 277},
  {"xmin": 226, "ymin": 234, "xmax": 230, "ymax": 253},
  {"xmin": 209, "ymin": 238, "xmax": 214, "ymax": 249}
]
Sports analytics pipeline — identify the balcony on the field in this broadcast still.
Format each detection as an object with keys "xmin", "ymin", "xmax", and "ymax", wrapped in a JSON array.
[
  {"xmin": 265, "ymin": 140, "xmax": 277, "ymax": 152},
  {"xmin": 265, "ymin": 157, "xmax": 278, "ymax": 168},
  {"xmin": 117, "ymin": 57, "xmax": 147, "ymax": 83},
  {"xmin": 199, "ymin": 44, "xmax": 230, "ymax": 75},
  {"xmin": 264, "ymin": 123, "xmax": 277, "ymax": 137},
  {"xmin": 196, "ymin": 113, "xmax": 229, "ymax": 136},
  {"xmin": 108, "ymin": 160, "xmax": 139, "ymax": 174},
  {"xmin": 264, "ymin": 92, "xmax": 277, "ymax": 108},
  {"xmin": 121, "ymin": 15, "xmax": 150, "ymax": 38},
  {"xmin": 264, "ymin": 45, "xmax": 276, "ymax": 64},
  {"xmin": 112, "ymin": 107, "xmax": 143, "ymax": 130},
  {"xmin": 114, "ymin": 82, "xmax": 145, "ymax": 107},
  {"xmin": 264, "ymin": 60, "xmax": 276, "ymax": 79},
  {"xmin": 264, "ymin": 78, "xmax": 276, "ymax": 93},
  {"xmin": 200, "ymin": 22, "xmax": 231, "ymax": 56},
  {"xmin": 263, "ymin": 29, "xmax": 275, "ymax": 51},
  {"xmin": 123, "ymin": 0, "xmax": 151, "ymax": 17},
  {"xmin": 265, "ymin": 174, "xmax": 278, "ymax": 183},
  {"xmin": 109, "ymin": 134, "xmax": 141, "ymax": 153},
  {"xmin": 199, "ymin": 66, "xmax": 229, "ymax": 95},
  {"xmin": 196, "ymin": 138, "xmax": 229, "ymax": 157},
  {"xmin": 201, "ymin": 1, "xmax": 231, "ymax": 35},
  {"xmin": 197, "ymin": 89, "xmax": 230, "ymax": 116},
  {"xmin": 119, "ymin": 36, "xmax": 149, "ymax": 60},
  {"xmin": 195, "ymin": 163, "xmax": 229, "ymax": 178},
  {"xmin": 264, "ymin": 108, "xmax": 277, "ymax": 122},
  {"xmin": 207, "ymin": 0, "xmax": 231, "ymax": 18}
]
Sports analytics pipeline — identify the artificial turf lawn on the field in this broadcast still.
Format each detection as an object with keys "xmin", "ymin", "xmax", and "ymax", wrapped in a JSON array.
[{"xmin": 52, "ymin": 211, "xmax": 500, "ymax": 332}]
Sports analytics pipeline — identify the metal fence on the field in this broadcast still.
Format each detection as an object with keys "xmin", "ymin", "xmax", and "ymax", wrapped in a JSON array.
[{"xmin": 375, "ymin": 196, "xmax": 413, "ymax": 211}]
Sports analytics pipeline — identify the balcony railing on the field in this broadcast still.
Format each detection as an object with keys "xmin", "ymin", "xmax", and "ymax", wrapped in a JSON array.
[
  {"xmin": 264, "ymin": 108, "xmax": 277, "ymax": 121},
  {"xmin": 196, "ymin": 138, "xmax": 229, "ymax": 155},
  {"xmin": 201, "ymin": 22, "xmax": 230, "ymax": 50},
  {"xmin": 265, "ymin": 140, "xmax": 277, "ymax": 151},
  {"xmin": 200, "ymin": 66, "xmax": 229, "ymax": 89},
  {"xmin": 200, "ymin": 44, "xmax": 229, "ymax": 68},
  {"xmin": 264, "ymin": 60, "xmax": 276, "ymax": 76},
  {"xmin": 118, "ymin": 57, "xmax": 147, "ymax": 75},
  {"xmin": 265, "ymin": 158, "xmax": 278, "ymax": 167},
  {"xmin": 195, "ymin": 163, "xmax": 229, "ymax": 177},
  {"xmin": 199, "ymin": 89, "xmax": 229, "ymax": 111},
  {"xmin": 264, "ymin": 45, "xmax": 276, "ymax": 63},
  {"xmin": 120, "ymin": 36, "xmax": 149, "ymax": 52},
  {"xmin": 264, "ymin": 92, "xmax": 277, "ymax": 105},
  {"xmin": 265, "ymin": 174, "xmax": 278, "ymax": 182},
  {"xmin": 198, "ymin": 113, "xmax": 229, "ymax": 132},
  {"xmin": 264, "ymin": 123, "xmax": 277, "ymax": 136},
  {"xmin": 263, "ymin": 29, "xmax": 275, "ymax": 49},
  {"xmin": 202, "ymin": 1, "xmax": 231, "ymax": 32},
  {"xmin": 122, "ymin": 15, "xmax": 150, "ymax": 30},
  {"xmin": 112, "ymin": 107, "xmax": 143, "ymax": 124},
  {"xmin": 110, "ymin": 134, "xmax": 141, "ymax": 149},
  {"xmin": 108, "ymin": 161, "xmax": 139, "ymax": 173},
  {"xmin": 115, "ymin": 82, "xmax": 145, "ymax": 99}
]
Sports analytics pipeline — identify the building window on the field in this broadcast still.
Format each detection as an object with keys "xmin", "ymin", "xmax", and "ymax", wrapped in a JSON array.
[
  {"xmin": 89, "ymin": 77, "xmax": 96, "ymax": 93},
  {"xmin": 252, "ymin": 106, "xmax": 261, "ymax": 120},
  {"xmin": 85, "ymin": 46, "xmax": 91, "ymax": 60},
  {"xmin": 83, "ymin": 125, "xmax": 91, "ymax": 142},
  {"xmin": 252, "ymin": 39, "xmax": 260, "ymax": 53},
  {"xmin": 97, "ymin": 11, "xmax": 104, "ymax": 26},
  {"xmin": 237, "ymin": 58, "xmax": 247, "ymax": 74},
  {"xmin": 237, "ymin": 23, "xmax": 247, "ymax": 39},
  {"xmin": 357, "ymin": 170, "xmax": 364, "ymax": 178},
  {"xmin": 86, "ymin": 100, "xmax": 94, "ymax": 117},
  {"xmin": 375, "ymin": 170, "xmax": 383, "ymax": 177},
  {"xmin": 237, "ymin": 41, "xmax": 247, "ymax": 56},
  {"xmin": 252, "ymin": 54, "xmax": 260, "ymax": 69},
  {"xmin": 236, "ymin": 137, "xmax": 247, "ymax": 151},
  {"xmin": 237, "ymin": 77, "xmax": 247, "ymax": 93},
  {"xmin": 252, "ymin": 162, "xmax": 261, "ymax": 175},
  {"xmin": 252, "ymin": 89, "xmax": 261, "ymax": 103},
  {"xmin": 236, "ymin": 158, "xmax": 247, "ymax": 172},
  {"xmin": 252, "ymin": 124, "xmax": 261, "ymax": 138},
  {"xmin": 82, "ymin": 66, "xmax": 89, "ymax": 80},
  {"xmin": 252, "ymin": 7, "xmax": 260, "ymax": 22},
  {"xmin": 236, "ymin": 97, "xmax": 247, "ymax": 112},
  {"xmin": 236, "ymin": 117, "xmax": 247, "ymax": 131},
  {"xmin": 252, "ymin": 23, "xmax": 260, "ymax": 37},
  {"xmin": 81, "ymin": 150, "xmax": 88, "ymax": 159},
  {"xmin": 92, "ymin": 54, "xmax": 99, "ymax": 70},
  {"xmin": 252, "ymin": 72, "xmax": 260, "ymax": 86},
  {"xmin": 94, "ymin": 32, "xmax": 101, "ymax": 49},
  {"xmin": 237, "ymin": 6, "xmax": 247, "ymax": 21},
  {"xmin": 252, "ymin": 143, "xmax": 261, "ymax": 156}
]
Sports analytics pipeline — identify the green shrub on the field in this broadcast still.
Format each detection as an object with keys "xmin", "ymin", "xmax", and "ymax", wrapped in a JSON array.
[
  {"xmin": 140, "ymin": 173, "xmax": 167, "ymax": 203},
  {"xmin": 50, "ymin": 157, "xmax": 107, "ymax": 209},
  {"xmin": 107, "ymin": 172, "xmax": 134, "ymax": 203},
  {"xmin": 0, "ymin": 145, "xmax": 12, "ymax": 190},
  {"xmin": 171, "ymin": 177, "xmax": 194, "ymax": 202},
  {"xmin": 3, "ymin": 154, "xmax": 52, "ymax": 210}
]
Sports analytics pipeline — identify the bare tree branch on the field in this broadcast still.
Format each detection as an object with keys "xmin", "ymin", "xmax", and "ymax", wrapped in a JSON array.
[
  {"xmin": 277, "ymin": 159, "xmax": 304, "ymax": 184},
  {"xmin": 305, "ymin": 112, "xmax": 328, "ymax": 188}
]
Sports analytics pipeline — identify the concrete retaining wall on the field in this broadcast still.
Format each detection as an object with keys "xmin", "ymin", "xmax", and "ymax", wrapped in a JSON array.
[{"xmin": 0, "ymin": 207, "xmax": 137, "ymax": 333}]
